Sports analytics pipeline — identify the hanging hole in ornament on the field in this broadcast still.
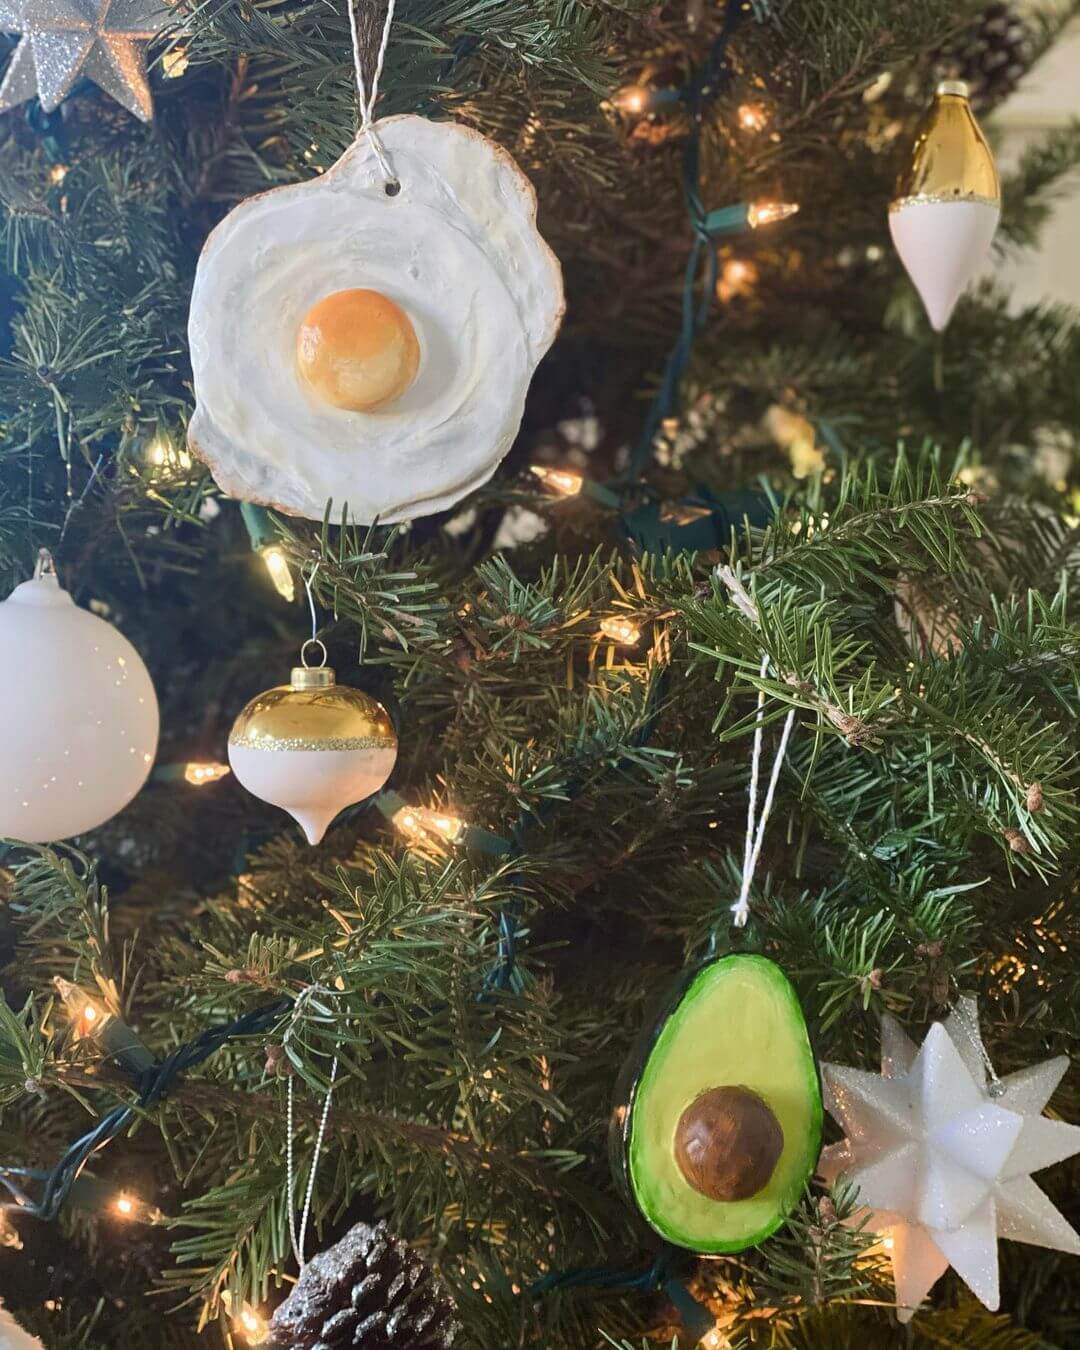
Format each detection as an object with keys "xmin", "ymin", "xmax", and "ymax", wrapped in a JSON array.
[
  {"xmin": 300, "ymin": 638, "xmax": 328, "ymax": 669},
  {"xmin": 384, "ymin": 179, "xmax": 401, "ymax": 197}
]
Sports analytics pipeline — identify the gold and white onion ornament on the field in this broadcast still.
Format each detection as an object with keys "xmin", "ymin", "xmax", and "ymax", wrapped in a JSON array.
[
  {"xmin": 0, "ymin": 552, "xmax": 159, "ymax": 843},
  {"xmin": 187, "ymin": 115, "xmax": 564, "ymax": 523},
  {"xmin": 227, "ymin": 653, "xmax": 397, "ymax": 845},
  {"xmin": 889, "ymin": 80, "xmax": 1001, "ymax": 331}
]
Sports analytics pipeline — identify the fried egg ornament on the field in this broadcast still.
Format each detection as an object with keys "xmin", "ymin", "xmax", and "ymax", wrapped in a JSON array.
[{"xmin": 187, "ymin": 116, "xmax": 565, "ymax": 523}]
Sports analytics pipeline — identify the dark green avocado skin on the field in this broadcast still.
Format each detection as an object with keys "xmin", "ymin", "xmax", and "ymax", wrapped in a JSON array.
[
  {"xmin": 608, "ymin": 954, "xmax": 824, "ymax": 1246},
  {"xmin": 608, "ymin": 959, "xmax": 704, "ymax": 1208}
]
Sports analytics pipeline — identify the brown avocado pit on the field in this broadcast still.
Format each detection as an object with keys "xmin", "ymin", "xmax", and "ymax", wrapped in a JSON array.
[{"xmin": 674, "ymin": 1085, "xmax": 785, "ymax": 1202}]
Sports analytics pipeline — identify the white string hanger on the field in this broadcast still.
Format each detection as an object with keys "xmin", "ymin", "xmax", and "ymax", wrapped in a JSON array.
[
  {"xmin": 284, "ymin": 986, "xmax": 341, "ymax": 1270},
  {"xmin": 346, "ymin": 0, "xmax": 398, "ymax": 186},
  {"xmin": 730, "ymin": 651, "xmax": 797, "ymax": 929}
]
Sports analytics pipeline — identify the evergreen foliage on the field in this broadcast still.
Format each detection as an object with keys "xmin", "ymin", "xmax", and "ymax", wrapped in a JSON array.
[{"xmin": 1, "ymin": 1, "xmax": 1079, "ymax": 1348}]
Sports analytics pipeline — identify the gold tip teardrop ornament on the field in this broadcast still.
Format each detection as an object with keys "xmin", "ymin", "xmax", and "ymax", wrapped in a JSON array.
[
  {"xmin": 889, "ymin": 81, "xmax": 1001, "ymax": 331},
  {"xmin": 228, "ymin": 650, "xmax": 397, "ymax": 844}
]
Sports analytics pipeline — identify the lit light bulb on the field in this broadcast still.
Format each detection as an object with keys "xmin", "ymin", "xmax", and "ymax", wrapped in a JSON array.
[
  {"xmin": 529, "ymin": 465, "xmax": 584, "ymax": 497},
  {"xmin": 599, "ymin": 616, "xmax": 642, "ymax": 646},
  {"xmin": 111, "ymin": 1191, "xmax": 164, "ymax": 1223},
  {"xmin": 614, "ymin": 84, "xmax": 650, "ymax": 115},
  {"xmin": 145, "ymin": 438, "xmax": 193, "ymax": 475},
  {"xmin": 260, "ymin": 544, "xmax": 296, "ymax": 602},
  {"xmin": 184, "ymin": 762, "xmax": 231, "ymax": 787},
  {"xmin": 747, "ymin": 200, "xmax": 800, "ymax": 229},
  {"xmin": 162, "ymin": 46, "xmax": 189, "ymax": 78},
  {"xmin": 737, "ymin": 102, "xmax": 769, "ymax": 132},
  {"xmin": 53, "ymin": 977, "xmax": 109, "ymax": 1039},
  {"xmin": 393, "ymin": 805, "xmax": 467, "ymax": 845},
  {"xmin": 700, "ymin": 1329, "xmax": 729, "ymax": 1350},
  {"xmin": 717, "ymin": 257, "xmax": 758, "ymax": 302},
  {"xmin": 235, "ymin": 1303, "xmax": 270, "ymax": 1344},
  {"xmin": 47, "ymin": 163, "xmax": 68, "ymax": 186}
]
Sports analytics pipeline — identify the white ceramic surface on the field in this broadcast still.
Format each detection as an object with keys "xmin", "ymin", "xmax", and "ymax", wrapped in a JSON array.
[
  {"xmin": 0, "ymin": 574, "xmax": 159, "ymax": 843},
  {"xmin": 188, "ymin": 115, "xmax": 564, "ymax": 523},
  {"xmin": 228, "ymin": 743, "xmax": 397, "ymax": 844},
  {"xmin": 889, "ymin": 199, "xmax": 1000, "ymax": 331}
]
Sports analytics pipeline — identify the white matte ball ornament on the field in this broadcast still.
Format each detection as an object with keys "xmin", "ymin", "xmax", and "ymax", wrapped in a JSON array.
[
  {"xmin": 889, "ymin": 81, "xmax": 1001, "ymax": 332},
  {"xmin": 0, "ymin": 1304, "xmax": 44, "ymax": 1349},
  {"xmin": 0, "ymin": 553, "xmax": 159, "ymax": 843},
  {"xmin": 187, "ymin": 115, "xmax": 564, "ymax": 523},
  {"xmin": 228, "ymin": 653, "xmax": 397, "ymax": 845}
]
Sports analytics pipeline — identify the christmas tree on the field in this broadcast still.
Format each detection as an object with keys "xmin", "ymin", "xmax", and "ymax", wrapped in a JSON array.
[{"xmin": 2, "ymin": 1, "xmax": 1080, "ymax": 1346}]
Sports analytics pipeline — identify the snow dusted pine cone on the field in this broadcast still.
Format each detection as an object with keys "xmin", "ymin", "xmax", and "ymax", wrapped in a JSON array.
[{"xmin": 270, "ymin": 1221, "xmax": 460, "ymax": 1349}]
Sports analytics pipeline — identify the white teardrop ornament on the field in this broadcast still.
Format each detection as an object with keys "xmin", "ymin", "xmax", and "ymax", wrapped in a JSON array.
[{"xmin": 889, "ymin": 81, "xmax": 1001, "ymax": 332}]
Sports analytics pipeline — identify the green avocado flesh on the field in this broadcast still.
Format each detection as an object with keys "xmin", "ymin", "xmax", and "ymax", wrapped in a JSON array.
[{"xmin": 627, "ymin": 954, "xmax": 822, "ymax": 1253}]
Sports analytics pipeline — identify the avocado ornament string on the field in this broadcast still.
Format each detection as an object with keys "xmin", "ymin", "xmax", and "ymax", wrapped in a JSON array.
[{"xmin": 729, "ymin": 652, "xmax": 796, "ymax": 931}]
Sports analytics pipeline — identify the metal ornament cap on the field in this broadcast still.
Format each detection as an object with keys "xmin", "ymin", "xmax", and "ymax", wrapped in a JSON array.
[
  {"xmin": 228, "ymin": 666, "xmax": 397, "ymax": 844},
  {"xmin": 889, "ymin": 81, "xmax": 1001, "ymax": 332}
]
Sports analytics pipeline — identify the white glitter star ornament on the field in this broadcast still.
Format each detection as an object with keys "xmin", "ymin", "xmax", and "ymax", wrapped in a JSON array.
[
  {"xmin": 820, "ymin": 998, "xmax": 1080, "ymax": 1322},
  {"xmin": 0, "ymin": 0, "xmax": 168, "ymax": 122}
]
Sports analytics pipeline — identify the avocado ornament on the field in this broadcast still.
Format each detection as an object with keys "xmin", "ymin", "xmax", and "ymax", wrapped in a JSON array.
[{"xmin": 611, "ymin": 953, "xmax": 822, "ymax": 1253}]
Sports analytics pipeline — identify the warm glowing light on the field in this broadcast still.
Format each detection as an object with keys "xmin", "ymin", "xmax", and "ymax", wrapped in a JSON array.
[
  {"xmin": 184, "ymin": 761, "xmax": 231, "ymax": 787},
  {"xmin": 882, "ymin": 1234, "xmax": 894, "ymax": 1250},
  {"xmin": 145, "ymin": 438, "xmax": 193, "ymax": 474},
  {"xmin": 53, "ymin": 977, "xmax": 109, "ymax": 1038},
  {"xmin": 260, "ymin": 545, "xmax": 296, "ymax": 602},
  {"xmin": 717, "ymin": 257, "xmax": 758, "ymax": 302},
  {"xmin": 747, "ymin": 199, "xmax": 800, "ymax": 229},
  {"xmin": 393, "ymin": 805, "xmax": 467, "ymax": 845},
  {"xmin": 599, "ymin": 615, "xmax": 642, "ymax": 646},
  {"xmin": 614, "ymin": 84, "xmax": 649, "ymax": 114},
  {"xmin": 162, "ymin": 46, "xmax": 189, "ymax": 79},
  {"xmin": 234, "ymin": 1303, "xmax": 270, "ymax": 1344},
  {"xmin": 47, "ymin": 163, "xmax": 68, "ymax": 186},
  {"xmin": 114, "ymin": 1194, "xmax": 135, "ymax": 1216},
  {"xmin": 701, "ymin": 1330, "xmax": 729, "ymax": 1350},
  {"xmin": 530, "ymin": 464, "xmax": 584, "ymax": 497},
  {"xmin": 737, "ymin": 102, "xmax": 769, "ymax": 132}
]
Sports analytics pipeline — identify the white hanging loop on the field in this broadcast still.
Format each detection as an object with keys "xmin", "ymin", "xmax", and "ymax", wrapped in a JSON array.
[
  {"xmin": 284, "ymin": 987, "xmax": 341, "ymax": 1270},
  {"xmin": 346, "ymin": 0, "xmax": 398, "ymax": 186},
  {"xmin": 731, "ymin": 653, "xmax": 796, "ymax": 929}
]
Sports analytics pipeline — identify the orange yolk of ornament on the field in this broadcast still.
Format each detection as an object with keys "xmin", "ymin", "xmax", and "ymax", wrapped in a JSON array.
[{"xmin": 296, "ymin": 288, "xmax": 420, "ymax": 412}]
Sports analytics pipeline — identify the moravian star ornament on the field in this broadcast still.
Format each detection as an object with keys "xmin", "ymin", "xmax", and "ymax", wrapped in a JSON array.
[
  {"xmin": 0, "ymin": 0, "xmax": 166, "ymax": 122},
  {"xmin": 820, "ymin": 997, "xmax": 1080, "ymax": 1322}
]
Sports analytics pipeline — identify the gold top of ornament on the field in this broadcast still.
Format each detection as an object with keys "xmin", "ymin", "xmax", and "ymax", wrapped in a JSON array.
[
  {"xmin": 890, "ymin": 81, "xmax": 1000, "ymax": 212},
  {"xmin": 229, "ymin": 666, "xmax": 397, "ymax": 752}
]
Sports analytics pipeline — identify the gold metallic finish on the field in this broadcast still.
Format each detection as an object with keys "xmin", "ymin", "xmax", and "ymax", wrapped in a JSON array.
[
  {"xmin": 892, "ymin": 84, "xmax": 1000, "ymax": 210},
  {"xmin": 229, "ymin": 667, "xmax": 396, "ymax": 752}
]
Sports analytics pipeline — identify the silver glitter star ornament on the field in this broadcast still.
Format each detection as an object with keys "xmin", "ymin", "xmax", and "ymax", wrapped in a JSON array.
[
  {"xmin": 821, "ymin": 997, "xmax": 1080, "ymax": 1322},
  {"xmin": 0, "ymin": 0, "xmax": 167, "ymax": 122}
]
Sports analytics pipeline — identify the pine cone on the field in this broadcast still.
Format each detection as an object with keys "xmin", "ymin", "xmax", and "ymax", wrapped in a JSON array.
[
  {"xmin": 270, "ymin": 1221, "xmax": 460, "ymax": 1349},
  {"xmin": 936, "ymin": 3, "xmax": 1033, "ymax": 110}
]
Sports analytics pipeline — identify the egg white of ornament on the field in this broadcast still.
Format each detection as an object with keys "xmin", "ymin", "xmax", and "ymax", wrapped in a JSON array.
[
  {"xmin": 0, "ymin": 572, "xmax": 158, "ymax": 843},
  {"xmin": 188, "ymin": 115, "xmax": 565, "ymax": 523},
  {"xmin": 889, "ymin": 199, "xmax": 999, "ymax": 332}
]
